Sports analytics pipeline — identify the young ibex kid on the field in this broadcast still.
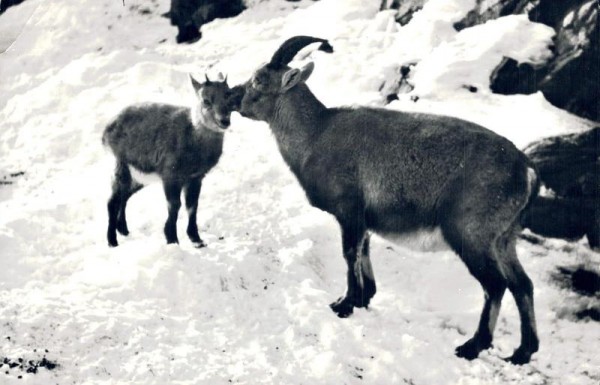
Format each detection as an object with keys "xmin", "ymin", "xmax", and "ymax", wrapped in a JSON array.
[
  {"xmin": 239, "ymin": 36, "xmax": 540, "ymax": 364},
  {"xmin": 103, "ymin": 74, "xmax": 243, "ymax": 248}
]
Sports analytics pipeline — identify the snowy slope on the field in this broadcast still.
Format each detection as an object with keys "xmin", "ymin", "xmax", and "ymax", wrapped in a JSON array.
[{"xmin": 0, "ymin": 0, "xmax": 598, "ymax": 384}]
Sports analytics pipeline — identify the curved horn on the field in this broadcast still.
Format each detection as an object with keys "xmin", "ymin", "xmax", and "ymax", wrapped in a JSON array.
[
  {"xmin": 268, "ymin": 36, "xmax": 334, "ymax": 69},
  {"xmin": 205, "ymin": 74, "xmax": 211, "ymax": 84}
]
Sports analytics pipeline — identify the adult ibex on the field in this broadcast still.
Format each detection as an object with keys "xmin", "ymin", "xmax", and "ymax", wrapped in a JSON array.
[{"xmin": 239, "ymin": 36, "xmax": 540, "ymax": 364}]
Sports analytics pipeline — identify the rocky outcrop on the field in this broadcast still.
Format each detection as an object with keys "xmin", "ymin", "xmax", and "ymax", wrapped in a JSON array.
[
  {"xmin": 489, "ymin": 0, "xmax": 599, "ymax": 122},
  {"xmin": 388, "ymin": 0, "xmax": 599, "ymax": 122},
  {"xmin": 454, "ymin": 0, "xmax": 534, "ymax": 31},
  {"xmin": 522, "ymin": 127, "xmax": 600, "ymax": 248},
  {"xmin": 525, "ymin": 127, "xmax": 599, "ymax": 198},
  {"xmin": 170, "ymin": 0, "xmax": 245, "ymax": 44}
]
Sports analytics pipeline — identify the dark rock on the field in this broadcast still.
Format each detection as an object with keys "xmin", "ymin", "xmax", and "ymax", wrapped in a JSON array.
[
  {"xmin": 383, "ymin": 63, "xmax": 415, "ymax": 103},
  {"xmin": 524, "ymin": 127, "xmax": 600, "ymax": 198},
  {"xmin": 169, "ymin": 0, "xmax": 245, "ymax": 44},
  {"xmin": 380, "ymin": 0, "xmax": 426, "ymax": 26},
  {"xmin": 522, "ymin": 127, "xmax": 600, "ymax": 248},
  {"xmin": 576, "ymin": 307, "xmax": 600, "ymax": 321},
  {"xmin": 528, "ymin": 0, "xmax": 586, "ymax": 28},
  {"xmin": 452, "ymin": 1, "xmax": 599, "ymax": 121},
  {"xmin": 571, "ymin": 267, "xmax": 600, "ymax": 295},
  {"xmin": 454, "ymin": 0, "xmax": 534, "ymax": 31},
  {"xmin": 488, "ymin": 0, "xmax": 599, "ymax": 121},
  {"xmin": 386, "ymin": 93, "xmax": 399, "ymax": 103},
  {"xmin": 0, "ymin": 0, "xmax": 26, "ymax": 14},
  {"xmin": 490, "ymin": 58, "xmax": 540, "ymax": 95},
  {"xmin": 521, "ymin": 196, "xmax": 596, "ymax": 245}
]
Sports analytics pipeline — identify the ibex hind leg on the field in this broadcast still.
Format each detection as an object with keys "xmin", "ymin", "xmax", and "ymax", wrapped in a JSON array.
[
  {"xmin": 117, "ymin": 180, "xmax": 143, "ymax": 236},
  {"xmin": 444, "ymin": 224, "xmax": 508, "ymax": 359},
  {"xmin": 441, "ymin": 205, "xmax": 512, "ymax": 361},
  {"xmin": 358, "ymin": 233, "xmax": 376, "ymax": 306},
  {"xmin": 442, "ymin": 183, "xmax": 537, "ymax": 364},
  {"xmin": 497, "ymin": 231, "xmax": 539, "ymax": 365},
  {"xmin": 107, "ymin": 161, "xmax": 134, "ymax": 247}
]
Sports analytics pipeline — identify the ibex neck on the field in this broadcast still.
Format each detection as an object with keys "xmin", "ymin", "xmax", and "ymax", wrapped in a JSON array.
[{"xmin": 271, "ymin": 85, "xmax": 327, "ymax": 171}]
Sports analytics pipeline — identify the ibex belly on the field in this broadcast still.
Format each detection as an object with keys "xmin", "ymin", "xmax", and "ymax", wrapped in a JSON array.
[
  {"xmin": 128, "ymin": 165, "xmax": 162, "ymax": 186},
  {"xmin": 377, "ymin": 227, "xmax": 450, "ymax": 252}
]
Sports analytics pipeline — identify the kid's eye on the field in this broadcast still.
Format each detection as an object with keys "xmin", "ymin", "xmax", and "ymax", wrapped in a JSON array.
[{"xmin": 203, "ymin": 99, "xmax": 212, "ymax": 107}]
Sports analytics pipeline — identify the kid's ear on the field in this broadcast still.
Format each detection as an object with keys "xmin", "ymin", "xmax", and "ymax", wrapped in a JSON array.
[
  {"xmin": 281, "ymin": 62, "xmax": 314, "ymax": 92},
  {"xmin": 189, "ymin": 74, "xmax": 203, "ymax": 93}
]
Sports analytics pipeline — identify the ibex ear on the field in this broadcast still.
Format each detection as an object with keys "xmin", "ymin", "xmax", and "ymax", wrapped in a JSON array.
[
  {"xmin": 281, "ymin": 62, "xmax": 314, "ymax": 92},
  {"xmin": 229, "ymin": 85, "xmax": 245, "ymax": 108},
  {"xmin": 189, "ymin": 74, "xmax": 203, "ymax": 93}
]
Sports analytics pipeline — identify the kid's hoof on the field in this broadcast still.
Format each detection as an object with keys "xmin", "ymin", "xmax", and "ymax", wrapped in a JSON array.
[
  {"xmin": 188, "ymin": 233, "xmax": 206, "ymax": 248},
  {"xmin": 117, "ymin": 225, "xmax": 129, "ymax": 236},
  {"xmin": 330, "ymin": 297, "xmax": 354, "ymax": 318},
  {"xmin": 505, "ymin": 348, "xmax": 533, "ymax": 365},
  {"xmin": 108, "ymin": 240, "xmax": 119, "ymax": 248},
  {"xmin": 193, "ymin": 240, "xmax": 207, "ymax": 248},
  {"xmin": 455, "ymin": 338, "xmax": 491, "ymax": 361}
]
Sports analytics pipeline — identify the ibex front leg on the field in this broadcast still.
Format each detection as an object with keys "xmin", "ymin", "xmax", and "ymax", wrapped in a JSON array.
[
  {"xmin": 163, "ymin": 180, "xmax": 183, "ymax": 244},
  {"xmin": 330, "ymin": 215, "xmax": 376, "ymax": 318},
  {"xmin": 184, "ymin": 178, "xmax": 206, "ymax": 248}
]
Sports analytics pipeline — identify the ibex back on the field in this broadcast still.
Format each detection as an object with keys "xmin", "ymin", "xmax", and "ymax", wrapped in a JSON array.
[{"xmin": 239, "ymin": 36, "xmax": 540, "ymax": 364}]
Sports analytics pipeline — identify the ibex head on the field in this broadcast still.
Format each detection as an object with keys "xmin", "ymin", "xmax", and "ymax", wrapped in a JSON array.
[
  {"xmin": 190, "ymin": 74, "xmax": 240, "ymax": 132},
  {"xmin": 240, "ymin": 36, "xmax": 333, "ymax": 121}
]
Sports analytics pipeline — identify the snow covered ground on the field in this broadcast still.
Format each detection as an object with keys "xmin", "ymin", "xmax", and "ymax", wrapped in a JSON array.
[{"xmin": 0, "ymin": 0, "xmax": 598, "ymax": 384}]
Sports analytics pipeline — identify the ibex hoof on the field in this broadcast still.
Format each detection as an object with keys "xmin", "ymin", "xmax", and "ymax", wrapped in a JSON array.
[
  {"xmin": 117, "ymin": 226, "xmax": 129, "ymax": 236},
  {"xmin": 455, "ymin": 337, "xmax": 491, "ymax": 361},
  {"xmin": 193, "ymin": 240, "xmax": 207, "ymax": 248},
  {"xmin": 505, "ymin": 348, "xmax": 533, "ymax": 365},
  {"xmin": 330, "ymin": 297, "xmax": 354, "ymax": 318}
]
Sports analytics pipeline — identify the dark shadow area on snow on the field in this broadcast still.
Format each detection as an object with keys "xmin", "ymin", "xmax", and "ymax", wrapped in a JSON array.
[
  {"xmin": 551, "ymin": 266, "xmax": 600, "ymax": 321},
  {"xmin": 1, "ymin": 353, "xmax": 58, "ymax": 378}
]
